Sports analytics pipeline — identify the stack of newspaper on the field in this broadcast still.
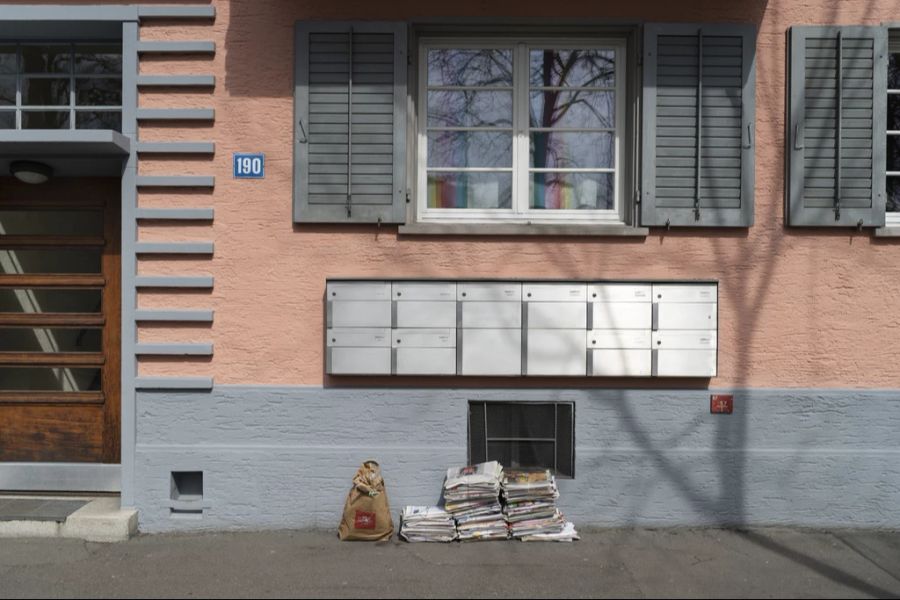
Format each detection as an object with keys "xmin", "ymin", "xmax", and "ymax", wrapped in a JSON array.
[
  {"xmin": 502, "ymin": 468, "xmax": 579, "ymax": 542},
  {"xmin": 399, "ymin": 506, "xmax": 457, "ymax": 542},
  {"xmin": 443, "ymin": 461, "xmax": 508, "ymax": 541}
]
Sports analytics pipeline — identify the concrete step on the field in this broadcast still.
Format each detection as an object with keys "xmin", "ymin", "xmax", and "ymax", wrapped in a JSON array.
[{"xmin": 0, "ymin": 496, "xmax": 137, "ymax": 542}]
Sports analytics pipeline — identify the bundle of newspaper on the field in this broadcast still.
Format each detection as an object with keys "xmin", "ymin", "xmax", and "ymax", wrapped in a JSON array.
[
  {"xmin": 443, "ymin": 461, "xmax": 508, "ymax": 541},
  {"xmin": 399, "ymin": 506, "xmax": 457, "ymax": 542},
  {"xmin": 502, "ymin": 468, "xmax": 578, "ymax": 541}
]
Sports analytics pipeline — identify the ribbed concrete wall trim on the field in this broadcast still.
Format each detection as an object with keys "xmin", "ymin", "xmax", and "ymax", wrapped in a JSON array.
[
  {"xmin": 135, "ymin": 343, "xmax": 213, "ymax": 356},
  {"xmin": 135, "ymin": 309, "xmax": 214, "ymax": 322},
  {"xmin": 135, "ymin": 242, "xmax": 214, "ymax": 255},
  {"xmin": 136, "ymin": 176, "xmax": 215, "ymax": 188},
  {"xmin": 137, "ymin": 75, "xmax": 215, "ymax": 87},
  {"xmin": 137, "ymin": 5, "xmax": 216, "ymax": 19},
  {"xmin": 136, "ymin": 108, "xmax": 215, "ymax": 121},
  {"xmin": 136, "ymin": 208, "xmax": 214, "ymax": 220},
  {"xmin": 134, "ymin": 276, "xmax": 214, "ymax": 288},
  {"xmin": 136, "ymin": 142, "xmax": 215, "ymax": 154},
  {"xmin": 135, "ymin": 377, "xmax": 214, "ymax": 390},
  {"xmin": 136, "ymin": 41, "xmax": 216, "ymax": 54}
]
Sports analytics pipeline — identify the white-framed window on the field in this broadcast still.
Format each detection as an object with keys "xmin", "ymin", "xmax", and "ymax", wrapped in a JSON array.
[
  {"xmin": 887, "ymin": 36, "xmax": 900, "ymax": 225},
  {"xmin": 416, "ymin": 38, "xmax": 627, "ymax": 225}
]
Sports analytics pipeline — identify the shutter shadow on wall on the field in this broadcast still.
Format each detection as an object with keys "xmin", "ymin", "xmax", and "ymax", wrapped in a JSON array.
[
  {"xmin": 641, "ymin": 23, "xmax": 757, "ymax": 227},
  {"xmin": 787, "ymin": 26, "xmax": 886, "ymax": 227},
  {"xmin": 294, "ymin": 21, "xmax": 408, "ymax": 224}
]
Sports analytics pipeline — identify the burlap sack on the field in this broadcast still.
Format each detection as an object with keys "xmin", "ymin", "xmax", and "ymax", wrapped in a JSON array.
[{"xmin": 338, "ymin": 460, "xmax": 394, "ymax": 541}]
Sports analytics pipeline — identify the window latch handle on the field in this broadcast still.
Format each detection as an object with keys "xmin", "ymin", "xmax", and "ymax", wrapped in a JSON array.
[
  {"xmin": 794, "ymin": 122, "xmax": 804, "ymax": 150},
  {"xmin": 297, "ymin": 117, "xmax": 308, "ymax": 144}
]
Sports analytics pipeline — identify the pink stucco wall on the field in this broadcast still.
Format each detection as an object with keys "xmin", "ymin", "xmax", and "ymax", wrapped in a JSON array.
[{"xmin": 14, "ymin": 0, "xmax": 900, "ymax": 388}]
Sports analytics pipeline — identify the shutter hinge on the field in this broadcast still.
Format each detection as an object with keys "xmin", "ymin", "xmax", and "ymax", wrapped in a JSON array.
[
  {"xmin": 406, "ymin": 189, "xmax": 411, "ymax": 203},
  {"xmin": 634, "ymin": 187, "xmax": 641, "ymax": 205}
]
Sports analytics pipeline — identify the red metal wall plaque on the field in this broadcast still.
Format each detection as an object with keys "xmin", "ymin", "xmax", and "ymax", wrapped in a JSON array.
[{"xmin": 711, "ymin": 394, "xmax": 733, "ymax": 414}]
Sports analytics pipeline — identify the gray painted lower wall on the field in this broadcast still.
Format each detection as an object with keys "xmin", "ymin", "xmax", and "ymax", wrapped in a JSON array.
[{"xmin": 134, "ymin": 386, "xmax": 900, "ymax": 532}]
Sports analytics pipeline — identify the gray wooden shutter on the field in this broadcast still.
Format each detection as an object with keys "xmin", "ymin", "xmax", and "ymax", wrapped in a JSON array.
[
  {"xmin": 293, "ymin": 21, "xmax": 407, "ymax": 224},
  {"xmin": 787, "ymin": 26, "xmax": 886, "ymax": 227},
  {"xmin": 641, "ymin": 23, "xmax": 756, "ymax": 227}
]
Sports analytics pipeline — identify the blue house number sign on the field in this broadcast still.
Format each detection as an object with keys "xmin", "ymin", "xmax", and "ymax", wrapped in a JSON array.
[{"xmin": 233, "ymin": 153, "xmax": 265, "ymax": 179}]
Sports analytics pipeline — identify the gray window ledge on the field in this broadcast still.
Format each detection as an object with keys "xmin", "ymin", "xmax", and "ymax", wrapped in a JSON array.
[
  {"xmin": 399, "ymin": 222, "xmax": 649, "ymax": 237},
  {"xmin": 874, "ymin": 226, "xmax": 900, "ymax": 237}
]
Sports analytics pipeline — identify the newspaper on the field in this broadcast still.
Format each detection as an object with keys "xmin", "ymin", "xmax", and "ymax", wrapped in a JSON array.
[{"xmin": 399, "ymin": 506, "xmax": 457, "ymax": 543}]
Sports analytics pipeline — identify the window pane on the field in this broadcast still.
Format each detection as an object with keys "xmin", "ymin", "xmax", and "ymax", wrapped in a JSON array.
[
  {"xmin": 22, "ymin": 110, "xmax": 70, "ymax": 129},
  {"xmin": 530, "ymin": 49, "xmax": 615, "ymax": 88},
  {"xmin": 485, "ymin": 403, "xmax": 556, "ymax": 438},
  {"xmin": 0, "ymin": 45, "xmax": 15, "ymax": 74},
  {"xmin": 0, "ymin": 110, "xmax": 14, "ymax": 129},
  {"xmin": 427, "ymin": 48, "xmax": 513, "ymax": 87},
  {"xmin": 0, "ymin": 328, "xmax": 102, "ymax": 353},
  {"xmin": 427, "ymin": 172, "xmax": 512, "ymax": 209},
  {"xmin": 531, "ymin": 172, "xmax": 614, "ymax": 210},
  {"xmin": 890, "ymin": 54, "xmax": 900, "ymax": 90},
  {"xmin": 0, "ymin": 76, "xmax": 15, "ymax": 105},
  {"xmin": 0, "ymin": 288, "xmax": 102, "ymax": 313},
  {"xmin": 74, "ymin": 44, "xmax": 122, "ymax": 74},
  {"xmin": 487, "ymin": 440, "xmax": 556, "ymax": 471},
  {"xmin": 427, "ymin": 90, "xmax": 512, "ymax": 128},
  {"xmin": 21, "ymin": 45, "xmax": 70, "ymax": 73},
  {"xmin": 22, "ymin": 78, "xmax": 70, "ymax": 106},
  {"xmin": 888, "ymin": 136, "xmax": 900, "ymax": 172},
  {"xmin": 888, "ymin": 177, "xmax": 900, "ymax": 212},
  {"xmin": 529, "ymin": 91, "xmax": 615, "ymax": 129},
  {"xmin": 531, "ymin": 131, "xmax": 615, "ymax": 169},
  {"xmin": 75, "ymin": 78, "xmax": 121, "ymax": 106},
  {"xmin": 890, "ymin": 95, "xmax": 900, "ymax": 132},
  {"xmin": 75, "ymin": 111, "xmax": 121, "ymax": 131},
  {"xmin": 0, "ymin": 367, "xmax": 100, "ymax": 391},
  {"xmin": 0, "ymin": 249, "xmax": 101, "ymax": 274},
  {"xmin": 427, "ymin": 131, "xmax": 512, "ymax": 168},
  {"xmin": 0, "ymin": 210, "xmax": 104, "ymax": 235}
]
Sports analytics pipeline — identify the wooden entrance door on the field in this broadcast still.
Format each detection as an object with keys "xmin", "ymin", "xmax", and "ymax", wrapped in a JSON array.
[{"xmin": 0, "ymin": 177, "xmax": 120, "ymax": 463}]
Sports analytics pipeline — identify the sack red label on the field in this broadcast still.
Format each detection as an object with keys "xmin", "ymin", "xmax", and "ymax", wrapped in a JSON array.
[{"xmin": 354, "ymin": 510, "xmax": 376, "ymax": 530}]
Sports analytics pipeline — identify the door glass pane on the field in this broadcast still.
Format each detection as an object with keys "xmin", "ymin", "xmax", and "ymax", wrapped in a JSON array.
[
  {"xmin": 486, "ymin": 402, "xmax": 556, "ymax": 438},
  {"xmin": 889, "ymin": 53, "xmax": 900, "ymax": 90},
  {"xmin": 889, "ymin": 95, "xmax": 900, "ymax": 132},
  {"xmin": 21, "ymin": 45, "xmax": 70, "ymax": 74},
  {"xmin": 0, "ymin": 45, "xmax": 15, "ymax": 74},
  {"xmin": 22, "ymin": 78, "xmax": 70, "ymax": 106},
  {"xmin": 0, "ymin": 367, "xmax": 101, "ymax": 391},
  {"xmin": 888, "ymin": 177, "xmax": 900, "ymax": 212},
  {"xmin": 0, "ymin": 210, "xmax": 104, "ymax": 235},
  {"xmin": 0, "ymin": 327, "xmax": 102, "ymax": 352},
  {"xmin": 0, "ymin": 249, "xmax": 102, "ymax": 273},
  {"xmin": 427, "ymin": 172, "xmax": 512, "ymax": 209},
  {"xmin": 530, "ymin": 49, "xmax": 616, "ymax": 88},
  {"xmin": 0, "ymin": 288, "xmax": 102, "ymax": 313},
  {"xmin": 0, "ymin": 76, "xmax": 15, "ymax": 105},
  {"xmin": 531, "ymin": 171, "xmax": 614, "ymax": 210},
  {"xmin": 75, "ymin": 78, "xmax": 121, "ymax": 106},
  {"xmin": 427, "ymin": 48, "xmax": 513, "ymax": 87},
  {"xmin": 74, "ymin": 44, "xmax": 122, "ymax": 75},
  {"xmin": 75, "ymin": 111, "xmax": 121, "ymax": 131},
  {"xmin": 22, "ymin": 110, "xmax": 70, "ymax": 129},
  {"xmin": 487, "ymin": 440, "xmax": 555, "ymax": 471},
  {"xmin": 0, "ymin": 110, "xmax": 13, "ymax": 129}
]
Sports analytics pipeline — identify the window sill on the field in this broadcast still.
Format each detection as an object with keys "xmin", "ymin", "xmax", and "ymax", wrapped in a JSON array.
[
  {"xmin": 874, "ymin": 226, "xmax": 900, "ymax": 237},
  {"xmin": 398, "ymin": 221, "xmax": 649, "ymax": 237}
]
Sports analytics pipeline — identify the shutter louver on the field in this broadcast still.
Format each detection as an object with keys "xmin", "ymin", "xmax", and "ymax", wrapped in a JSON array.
[
  {"xmin": 642, "ymin": 23, "xmax": 756, "ymax": 227},
  {"xmin": 294, "ymin": 22, "xmax": 408, "ymax": 223},
  {"xmin": 787, "ymin": 26, "xmax": 886, "ymax": 227}
]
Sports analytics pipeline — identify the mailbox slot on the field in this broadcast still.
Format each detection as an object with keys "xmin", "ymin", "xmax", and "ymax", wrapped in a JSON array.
[
  {"xmin": 523, "ymin": 283, "xmax": 587, "ymax": 302},
  {"xmin": 457, "ymin": 282, "xmax": 522, "ymax": 302},
  {"xmin": 652, "ymin": 330, "xmax": 717, "ymax": 349},
  {"xmin": 588, "ymin": 329, "xmax": 651, "ymax": 349},
  {"xmin": 588, "ymin": 284, "xmax": 652, "ymax": 303},
  {"xmin": 392, "ymin": 282, "xmax": 456, "ymax": 301},
  {"xmin": 652, "ymin": 284, "xmax": 717, "ymax": 303},
  {"xmin": 327, "ymin": 281, "xmax": 391, "ymax": 301}
]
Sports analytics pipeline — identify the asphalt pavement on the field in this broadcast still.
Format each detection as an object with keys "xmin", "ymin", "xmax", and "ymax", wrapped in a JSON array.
[{"xmin": 1, "ymin": 528, "xmax": 899, "ymax": 598}]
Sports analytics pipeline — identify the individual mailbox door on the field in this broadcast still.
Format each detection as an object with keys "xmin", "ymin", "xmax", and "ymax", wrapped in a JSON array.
[
  {"xmin": 326, "ymin": 328, "xmax": 391, "ymax": 375},
  {"xmin": 527, "ymin": 302, "xmax": 587, "ymax": 329},
  {"xmin": 393, "ymin": 328, "xmax": 456, "ymax": 375},
  {"xmin": 461, "ymin": 301, "xmax": 521, "ymax": 328},
  {"xmin": 588, "ymin": 329, "xmax": 651, "ymax": 349},
  {"xmin": 457, "ymin": 282, "xmax": 522, "ymax": 302},
  {"xmin": 652, "ymin": 330, "xmax": 717, "ymax": 350},
  {"xmin": 590, "ymin": 349, "xmax": 652, "ymax": 377},
  {"xmin": 655, "ymin": 303, "xmax": 717, "ymax": 330},
  {"xmin": 326, "ymin": 281, "xmax": 391, "ymax": 301},
  {"xmin": 523, "ymin": 283, "xmax": 587, "ymax": 302},
  {"xmin": 651, "ymin": 284, "xmax": 717, "ymax": 303},
  {"xmin": 392, "ymin": 282, "xmax": 456, "ymax": 301},
  {"xmin": 461, "ymin": 329, "xmax": 521, "ymax": 375},
  {"xmin": 526, "ymin": 329, "xmax": 586, "ymax": 376},
  {"xmin": 588, "ymin": 284, "xmax": 652, "ymax": 303},
  {"xmin": 327, "ymin": 300, "xmax": 392, "ymax": 328},
  {"xmin": 590, "ymin": 302, "xmax": 651, "ymax": 329},
  {"xmin": 654, "ymin": 350, "xmax": 717, "ymax": 377}
]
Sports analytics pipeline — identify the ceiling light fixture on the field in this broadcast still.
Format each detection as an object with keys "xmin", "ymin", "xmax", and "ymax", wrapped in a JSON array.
[{"xmin": 10, "ymin": 160, "xmax": 53, "ymax": 184}]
